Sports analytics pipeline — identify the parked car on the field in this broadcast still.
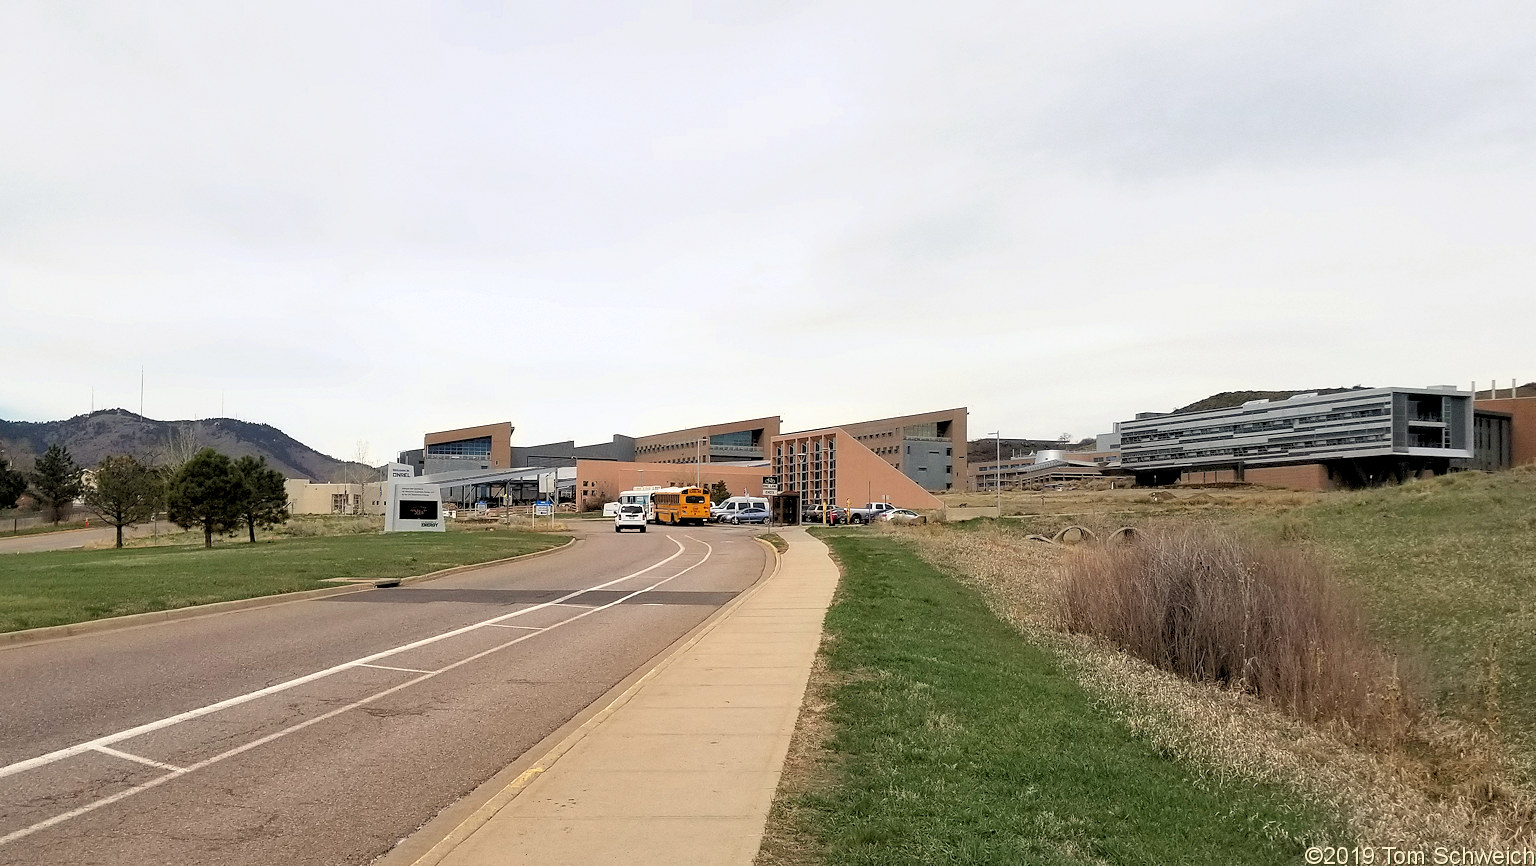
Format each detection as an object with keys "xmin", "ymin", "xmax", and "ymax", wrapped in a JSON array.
[
  {"xmin": 614, "ymin": 504, "xmax": 648, "ymax": 532},
  {"xmin": 713, "ymin": 496, "xmax": 769, "ymax": 523},
  {"xmin": 802, "ymin": 504, "xmax": 847, "ymax": 525},
  {"xmin": 728, "ymin": 507, "xmax": 772, "ymax": 525},
  {"xmin": 848, "ymin": 502, "xmax": 898, "ymax": 524},
  {"xmin": 877, "ymin": 508, "xmax": 925, "ymax": 524}
]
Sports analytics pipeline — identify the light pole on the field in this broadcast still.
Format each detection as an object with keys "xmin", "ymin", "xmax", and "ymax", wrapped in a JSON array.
[{"xmin": 988, "ymin": 430, "xmax": 1001, "ymax": 516}]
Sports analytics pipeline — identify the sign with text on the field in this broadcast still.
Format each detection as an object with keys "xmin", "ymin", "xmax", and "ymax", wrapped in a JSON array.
[
  {"xmin": 384, "ymin": 483, "xmax": 445, "ymax": 533},
  {"xmin": 534, "ymin": 500, "xmax": 553, "ymax": 517}
]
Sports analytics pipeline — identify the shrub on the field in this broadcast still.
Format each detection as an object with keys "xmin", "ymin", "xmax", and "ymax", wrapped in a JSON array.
[{"xmin": 1057, "ymin": 528, "xmax": 1416, "ymax": 742}]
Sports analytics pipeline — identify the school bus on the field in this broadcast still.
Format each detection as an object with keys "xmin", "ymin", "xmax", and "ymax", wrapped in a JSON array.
[{"xmin": 651, "ymin": 486, "xmax": 711, "ymax": 525}]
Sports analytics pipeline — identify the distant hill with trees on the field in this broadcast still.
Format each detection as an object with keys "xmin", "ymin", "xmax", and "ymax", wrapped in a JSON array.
[
  {"xmin": 1171, "ymin": 387, "xmax": 1367, "ymax": 414},
  {"xmin": 966, "ymin": 437, "xmax": 1096, "ymax": 464},
  {"xmin": 0, "ymin": 409, "xmax": 375, "ymax": 482}
]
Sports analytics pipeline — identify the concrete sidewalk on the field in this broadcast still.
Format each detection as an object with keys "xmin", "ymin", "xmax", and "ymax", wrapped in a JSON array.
[{"xmin": 406, "ymin": 527, "xmax": 839, "ymax": 866}]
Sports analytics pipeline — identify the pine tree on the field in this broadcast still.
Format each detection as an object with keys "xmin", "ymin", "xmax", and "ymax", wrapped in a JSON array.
[
  {"xmin": 84, "ymin": 455, "xmax": 163, "ymax": 548},
  {"xmin": 30, "ymin": 444, "xmax": 84, "ymax": 524},
  {"xmin": 0, "ymin": 451, "xmax": 27, "ymax": 511},
  {"xmin": 167, "ymin": 449, "xmax": 242, "ymax": 548},
  {"xmin": 709, "ymin": 479, "xmax": 731, "ymax": 505},
  {"xmin": 232, "ymin": 455, "xmax": 290, "ymax": 542}
]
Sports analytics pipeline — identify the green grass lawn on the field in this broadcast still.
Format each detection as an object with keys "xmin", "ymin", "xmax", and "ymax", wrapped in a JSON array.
[
  {"xmin": 0, "ymin": 531, "xmax": 567, "ymax": 633},
  {"xmin": 790, "ymin": 532, "xmax": 1333, "ymax": 865},
  {"xmin": 1258, "ymin": 468, "xmax": 1536, "ymax": 762}
]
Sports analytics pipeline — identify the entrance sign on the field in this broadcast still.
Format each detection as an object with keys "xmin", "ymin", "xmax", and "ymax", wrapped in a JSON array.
[
  {"xmin": 534, "ymin": 500, "xmax": 553, "ymax": 517},
  {"xmin": 385, "ymin": 483, "xmax": 446, "ymax": 533}
]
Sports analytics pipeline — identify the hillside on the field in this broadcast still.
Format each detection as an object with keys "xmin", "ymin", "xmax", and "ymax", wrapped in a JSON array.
[
  {"xmin": 0, "ymin": 409, "xmax": 375, "ymax": 482},
  {"xmin": 1172, "ymin": 386, "xmax": 1365, "ymax": 414},
  {"xmin": 966, "ymin": 437, "xmax": 1095, "ymax": 464}
]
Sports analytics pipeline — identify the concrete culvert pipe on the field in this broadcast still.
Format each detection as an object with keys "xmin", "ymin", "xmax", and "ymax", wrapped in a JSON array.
[{"xmin": 1052, "ymin": 525, "xmax": 1096, "ymax": 545}]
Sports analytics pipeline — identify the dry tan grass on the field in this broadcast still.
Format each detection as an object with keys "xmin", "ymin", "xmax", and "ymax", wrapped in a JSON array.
[
  {"xmin": 888, "ymin": 521, "xmax": 1536, "ymax": 848},
  {"xmin": 938, "ymin": 484, "xmax": 1325, "ymax": 520},
  {"xmin": 1059, "ymin": 528, "xmax": 1416, "ymax": 740},
  {"xmin": 470, "ymin": 514, "xmax": 570, "ymax": 532}
]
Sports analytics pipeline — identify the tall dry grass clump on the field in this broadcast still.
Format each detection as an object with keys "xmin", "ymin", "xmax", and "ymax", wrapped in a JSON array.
[{"xmin": 1058, "ymin": 527, "xmax": 1414, "ymax": 741}]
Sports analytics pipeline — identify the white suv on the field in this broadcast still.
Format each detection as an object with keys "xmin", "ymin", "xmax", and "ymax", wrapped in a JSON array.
[{"xmin": 615, "ymin": 504, "xmax": 647, "ymax": 533}]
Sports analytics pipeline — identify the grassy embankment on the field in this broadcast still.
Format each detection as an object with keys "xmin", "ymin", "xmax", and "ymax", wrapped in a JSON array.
[
  {"xmin": 760, "ymin": 531, "xmax": 1333, "ymax": 865},
  {"xmin": 947, "ymin": 469, "xmax": 1536, "ymax": 758},
  {"xmin": 1255, "ymin": 468, "xmax": 1536, "ymax": 768},
  {"xmin": 0, "ymin": 529, "xmax": 567, "ymax": 634},
  {"xmin": 768, "ymin": 469, "xmax": 1536, "ymax": 859}
]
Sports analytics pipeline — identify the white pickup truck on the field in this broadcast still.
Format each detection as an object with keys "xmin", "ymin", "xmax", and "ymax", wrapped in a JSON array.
[{"xmin": 848, "ymin": 502, "xmax": 898, "ymax": 524}]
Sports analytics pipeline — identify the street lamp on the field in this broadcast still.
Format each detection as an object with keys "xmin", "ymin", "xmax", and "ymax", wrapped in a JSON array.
[{"xmin": 988, "ymin": 431, "xmax": 1001, "ymax": 516}]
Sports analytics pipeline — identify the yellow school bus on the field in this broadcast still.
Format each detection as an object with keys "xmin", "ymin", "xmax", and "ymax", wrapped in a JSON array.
[{"xmin": 651, "ymin": 487, "xmax": 711, "ymax": 526}]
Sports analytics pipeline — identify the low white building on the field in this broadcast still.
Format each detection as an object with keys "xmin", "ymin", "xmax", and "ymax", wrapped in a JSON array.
[{"xmin": 283, "ymin": 479, "xmax": 387, "ymax": 515}]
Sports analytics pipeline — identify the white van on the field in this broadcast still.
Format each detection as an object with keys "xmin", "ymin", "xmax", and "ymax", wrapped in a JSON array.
[
  {"xmin": 712, "ymin": 496, "xmax": 769, "ymax": 523},
  {"xmin": 617, "ymin": 488, "xmax": 660, "ymax": 523},
  {"xmin": 614, "ymin": 503, "xmax": 647, "ymax": 532}
]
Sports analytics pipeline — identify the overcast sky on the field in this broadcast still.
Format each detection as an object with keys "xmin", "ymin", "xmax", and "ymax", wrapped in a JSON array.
[{"xmin": 3, "ymin": 2, "xmax": 1532, "ymax": 463}]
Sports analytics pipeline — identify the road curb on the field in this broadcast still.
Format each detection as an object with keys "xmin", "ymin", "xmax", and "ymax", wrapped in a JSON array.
[
  {"xmin": 386, "ymin": 533, "xmax": 786, "ymax": 866},
  {"xmin": 0, "ymin": 535, "xmax": 578, "ymax": 650}
]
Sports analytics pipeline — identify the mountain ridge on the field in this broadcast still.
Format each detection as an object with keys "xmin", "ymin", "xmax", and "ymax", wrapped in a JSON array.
[{"xmin": 0, "ymin": 409, "xmax": 375, "ymax": 482}]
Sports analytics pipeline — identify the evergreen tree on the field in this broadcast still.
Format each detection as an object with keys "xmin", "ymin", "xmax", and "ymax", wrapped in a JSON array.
[
  {"xmin": 167, "ymin": 449, "xmax": 242, "ymax": 548},
  {"xmin": 232, "ymin": 455, "xmax": 290, "ymax": 542},
  {"xmin": 0, "ymin": 451, "xmax": 27, "ymax": 511},
  {"xmin": 708, "ymin": 480, "xmax": 731, "ymax": 505},
  {"xmin": 30, "ymin": 444, "xmax": 84, "ymax": 524},
  {"xmin": 84, "ymin": 455, "xmax": 163, "ymax": 548}
]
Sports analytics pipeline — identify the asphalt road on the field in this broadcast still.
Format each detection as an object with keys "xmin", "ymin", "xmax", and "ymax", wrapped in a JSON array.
[
  {"xmin": 0, "ymin": 522, "xmax": 769, "ymax": 865},
  {"xmin": 0, "ymin": 523, "xmax": 161, "ymax": 554}
]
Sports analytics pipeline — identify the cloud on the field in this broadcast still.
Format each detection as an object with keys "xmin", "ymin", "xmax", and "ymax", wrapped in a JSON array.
[
  {"xmin": 1025, "ymin": 5, "xmax": 1536, "ymax": 175},
  {"xmin": 1, "ymin": 2, "xmax": 1532, "ymax": 456}
]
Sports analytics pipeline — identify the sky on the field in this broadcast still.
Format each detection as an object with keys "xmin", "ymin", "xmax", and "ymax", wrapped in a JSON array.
[{"xmin": 3, "ymin": 1, "xmax": 1533, "ymax": 463}]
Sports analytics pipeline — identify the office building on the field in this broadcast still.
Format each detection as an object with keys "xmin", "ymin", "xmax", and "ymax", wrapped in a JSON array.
[{"xmin": 1118, "ymin": 387, "xmax": 1474, "ymax": 490}]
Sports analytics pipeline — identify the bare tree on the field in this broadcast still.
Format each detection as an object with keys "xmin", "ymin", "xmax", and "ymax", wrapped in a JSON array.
[
  {"xmin": 157, "ymin": 422, "xmax": 204, "ymax": 475},
  {"xmin": 340, "ymin": 440, "xmax": 374, "ymax": 515}
]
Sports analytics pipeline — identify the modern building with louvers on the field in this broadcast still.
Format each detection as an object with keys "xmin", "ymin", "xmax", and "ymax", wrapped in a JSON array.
[{"xmin": 1118, "ymin": 387, "xmax": 1474, "ymax": 489}]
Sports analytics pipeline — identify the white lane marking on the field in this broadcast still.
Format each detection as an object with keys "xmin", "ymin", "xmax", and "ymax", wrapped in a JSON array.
[
  {"xmin": 358, "ymin": 663, "xmax": 436, "ymax": 675},
  {"xmin": 0, "ymin": 534, "xmax": 717, "ymax": 848},
  {"xmin": 485, "ymin": 623, "xmax": 542, "ymax": 630},
  {"xmin": 0, "ymin": 537, "xmax": 692, "ymax": 782},
  {"xmin": 88, "ymin": 746, "xmax": 185, "ymax": 774}
]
